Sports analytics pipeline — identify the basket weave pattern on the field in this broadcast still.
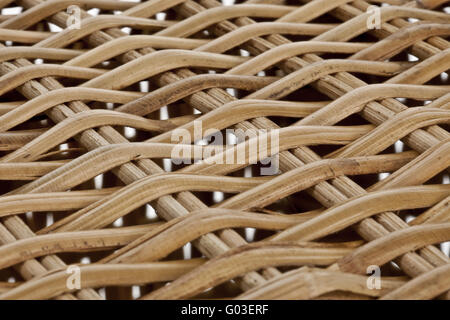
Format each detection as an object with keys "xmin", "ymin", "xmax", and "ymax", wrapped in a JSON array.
[{"xmin": 0, "ymin": 0, "xmax": 449, "ymax": 300}]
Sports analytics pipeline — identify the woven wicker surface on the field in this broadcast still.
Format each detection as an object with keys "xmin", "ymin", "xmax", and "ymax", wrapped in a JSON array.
[{"xmin": 0, "ymin": 0, "xmax": 448, "ymax": 300}]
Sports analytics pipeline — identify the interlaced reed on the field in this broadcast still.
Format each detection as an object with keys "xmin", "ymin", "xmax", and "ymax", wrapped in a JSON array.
[{"xmin": 0, "ymin": 0, "xmax": 448, "ymax": 300}]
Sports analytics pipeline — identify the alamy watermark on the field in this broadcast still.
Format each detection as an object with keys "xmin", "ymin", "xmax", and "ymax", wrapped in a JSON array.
[
  {"xmin": 366, "ymin": 5, "xmax": 382, "ymax": 30},
  {"xmin": 366, "ymin": 265, "xmax": 381, "ymax": 290},
  {"xmin": 64, "ymin": 5, "xmax": 382, "ymax": 37},
  {"xmin": 66, "ymin": 5, "xmax": 81, "ymax": 30},
  {"xmin": 64, "ymin": 264, "xmax": 383, "ymax": 291},
  {"xmin": 170, "ymin": 121, "xmax": 280, "ymax": 175},
  {"xmin": 66, "ymin": 265, "xmax": 81, "ymax": 290}
]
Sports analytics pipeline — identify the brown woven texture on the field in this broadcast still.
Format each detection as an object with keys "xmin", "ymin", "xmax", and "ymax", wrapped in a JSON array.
[{"xmin": 0, "ymin": 0, "xmax": 448, "ymax": 300}]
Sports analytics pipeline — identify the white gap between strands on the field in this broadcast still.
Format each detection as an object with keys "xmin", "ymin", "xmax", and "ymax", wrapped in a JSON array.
[
  {"xmin": 94, "ymin": 174, "xmax": 104, "ymax": 189},
  {"xmin": 1, "ymin": 7, "xmax": 22, "ymax": 15},
  {"xmin": 46, "ymin": 213, "xmax": 54, "ymax": 227},
  {"xmin": 113, "ymin": 217, "xmax": 124, "ymax": 227},
  {"xmin": 222, "ymin": 0, "xmax": 235, "ymax": 5},
  {"xmin": 81, "ymin": 257, "xmax": 91, "ymax": 264},
  {"xmin": 213, "ymin": 191, "xmax": 224, "ymax": 203},
  {"xmin": 146, "ymin": 204, "xmax": 158, "ymax": 220},
  {"xmin": 183, "ymin": 242, "xmax": 192, "ymax": 260},
  {"xmin": 132, "ymin": 286, "xmax": 141, "ymax": 299}
]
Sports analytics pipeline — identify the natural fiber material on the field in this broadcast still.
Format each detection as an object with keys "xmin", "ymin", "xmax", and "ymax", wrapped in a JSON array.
[{"xmin": 0, "ymin": 0, "xmax": 449, "ymax": 300}]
